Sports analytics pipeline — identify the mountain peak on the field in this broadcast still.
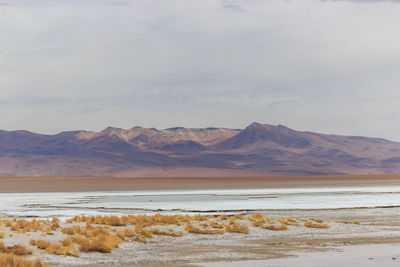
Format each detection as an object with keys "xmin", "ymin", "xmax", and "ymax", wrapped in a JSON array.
[
  {"xmin": 247, "ymin": 122, "xmax": 264, "ymax": 128},
  {"xmin": 247, "ymin": 122, "xmax": 277, "ymax": 131},
  {"xmin": 166, "ymin": 127, "xmax": 185, "ymax": 131},
  {"xmin": 101, "ymin": 126, "xmax": 123, "ymax": 133},
  {"xmin": 216, "ymin": 122, "xmax": 311, "ymax": 150}
]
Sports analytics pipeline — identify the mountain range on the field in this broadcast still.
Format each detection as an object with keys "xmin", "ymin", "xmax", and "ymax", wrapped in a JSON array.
[{"xmin": 1, "ymin": 122, "xmax": 400, "ymax": 177}]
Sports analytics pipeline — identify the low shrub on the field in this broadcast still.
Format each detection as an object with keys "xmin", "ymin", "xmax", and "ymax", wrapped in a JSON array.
[
  {"xmin": 278, "ymin": 217, "xmax": 299, "ymax": 226},
  {"xmin": 309, "ymin": 218, "xmax": 324, "ymax": 223},
  {"xmin": 225, "ymin": 223, "xmax": 249, "ymax": 234},
  {"xmin": 115, "ymin": 229, "xmax": 135, "ymax": 240},
  {"xmin": 78, "ymin": 234, "xmax": 122, "ymax": 253},
  {"xmin": 304, "ymin": 221, "xmax": 330, "ymax": 229},
  {"xmin": 185, "ymin": 223, "xmax": 225, "ymax": 235},
  {"xmin": 30, "ymin": 239, "xmax": 79, "ymax": 257},
  {"xmin": 0, "ymin": 252, "xmax": 51, "ymax": 267},
  {"xmin": 0, "ymin": 242, "xmax": 33, "ymax": 255},
  {"xmin": 209, "ymin": 221, "xmax": 225, "ymax": 229},
  {"xmin": 151, "ymin": 229, "xmax": 184, "ymax": 237},
  {"xmin": 134, "ymin": 235, "xmax": 147, "ymax": 243},
  {"xmin": 334, "ymin": 220, "xmax": 361, "ymax": 225},
  {"xmin": 261, "ymin": 223, "xmax": 288, "ymax": 231}
]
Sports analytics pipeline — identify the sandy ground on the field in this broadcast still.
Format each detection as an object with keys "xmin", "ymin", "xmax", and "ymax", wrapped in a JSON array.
[
  {"xmin": 2, "ymin": 174, "xmax": 400, "ymax": 193},
  {"xmin": 1, "ymin": 207, "xmax": 400, "ymax": 266}
]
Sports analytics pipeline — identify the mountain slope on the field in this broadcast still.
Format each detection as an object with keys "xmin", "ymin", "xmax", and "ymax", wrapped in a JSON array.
[
  {"xmin": 215, "ymin": 123, "xmax": 313, "ymax": 150},
  {"xmin": 1, "ymin": 123, "xmax": 400, "ymax": 176}
]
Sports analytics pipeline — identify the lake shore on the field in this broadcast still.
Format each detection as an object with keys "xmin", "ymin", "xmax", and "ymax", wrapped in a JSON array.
[{"xmin": 2, "ymin": 174, "xmax": 400, "ymax": 193}]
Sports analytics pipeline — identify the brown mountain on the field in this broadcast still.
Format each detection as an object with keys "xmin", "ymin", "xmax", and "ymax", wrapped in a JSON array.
[{"xmin": 1, "ymin": 123, "xmax": 400, "ymax": 176}]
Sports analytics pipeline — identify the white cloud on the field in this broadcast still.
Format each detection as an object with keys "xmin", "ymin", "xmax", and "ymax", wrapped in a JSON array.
[{"xmin": 1, "ymin": 0, "xmax": 400, "ymax": 140}]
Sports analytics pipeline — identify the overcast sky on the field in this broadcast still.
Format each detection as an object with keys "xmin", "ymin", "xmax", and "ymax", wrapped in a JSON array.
[{"xmin": 1, "ymin": 0, "xmax": 400, "ymax": 140}]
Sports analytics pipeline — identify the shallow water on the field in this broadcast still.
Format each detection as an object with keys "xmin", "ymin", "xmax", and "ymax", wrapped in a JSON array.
[
  {"xmin": 192, "ymin": 244, "xmax": 400, "ymax": 267},
  {"xmin": 224, "ymin": 243, "xmax": 400, "ymax": 267},
  {"xmin": 1, "ymin": 185, "xmax": 400, "ymax": 218}
]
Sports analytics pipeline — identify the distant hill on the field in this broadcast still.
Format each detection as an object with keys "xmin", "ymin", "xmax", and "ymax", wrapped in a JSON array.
[{"xmin": 1, "ymin": 123, "xmax": 400, "ymax": 176}]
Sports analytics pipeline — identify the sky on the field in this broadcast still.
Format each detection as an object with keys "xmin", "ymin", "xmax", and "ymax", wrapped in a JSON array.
[{"xmin": 1, "ymin": 0, "xmax": 400, "ymax": 140}]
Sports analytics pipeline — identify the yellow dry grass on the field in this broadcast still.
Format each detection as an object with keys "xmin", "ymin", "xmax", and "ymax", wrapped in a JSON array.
[
  {"xmin": 261, "ymin": 223, "xmax": 289, "ymax": 231},
  {"xmin": 134, "ymin": 235, "xmax": 147, "ymax": 243},
  {"xmin": 0, "ymin": 242, "xmax": 33, "ymax": 255},
  {"xmin": 0, "ymin": 212, "xmax": 340, "ymax": 265},
  {"xmin": 0, "ymin": 252, "xmax": 51, "ymax": 267},
  {"xmin": 208, "ymin": 221, "xmax": 225, "ymax": 229},
  {"xmin": 115, "ymin": 229, "xmax": 135, "ymax": 240},
  {"xmin": 278, "ymin": 217, "xmax": 300, "ymax": 226},
  {"xmin": 309, "ymin": 218, "xmax": 324, "ymax": 223},
  {"xmin": 224, "ymin": 223, "xmax": 249, "ymax": 234},
  {"xmin": 304, "ymin": 221, "xmax": 330, "ymax": 229},
  {"xmin": 185, "ymin": 223, "xmax": 225, "ymax": 234},
  {"xmin": 0, "ymin": 218, "xmax": 60, "ymax": 235},
  {"xmin": 30, "ymin": 240, "xmax": 79, "ymax": 257},
  {"xmin": 78, "ymin": 234, "xmax": 122, "ymax": 253},
  {"xmin": 334, "ymin": 220, "xmax": 361, "ymax": 225},
  {"xmin": 151, "ymin": 229, "xmax": 184, "ymax": 237}
]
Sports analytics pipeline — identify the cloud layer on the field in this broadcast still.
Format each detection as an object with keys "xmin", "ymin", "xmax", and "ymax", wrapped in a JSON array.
[{"xmin": 1, "ymin": 0, "xmax": 400, "ymax": 140}]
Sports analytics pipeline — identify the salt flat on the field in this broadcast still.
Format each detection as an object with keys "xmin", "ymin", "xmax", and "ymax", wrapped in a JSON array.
[
  {"xmin": 2, "ymin": 185, "xmax": 400, "ymax": 218},
  {"xmin": 2, "ymin": 182, "xmax": 400, "ymax": 266}
]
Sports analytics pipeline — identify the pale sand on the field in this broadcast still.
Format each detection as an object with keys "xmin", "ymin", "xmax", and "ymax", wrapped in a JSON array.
[{"xmin": 1, "ymin": 174, "xmax": 400, "ymax": 193}]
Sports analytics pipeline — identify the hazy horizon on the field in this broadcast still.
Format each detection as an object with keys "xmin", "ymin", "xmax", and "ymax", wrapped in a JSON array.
[{"xmin": 2, "ymin": 0, "xmax": 400, "ymax": 141}]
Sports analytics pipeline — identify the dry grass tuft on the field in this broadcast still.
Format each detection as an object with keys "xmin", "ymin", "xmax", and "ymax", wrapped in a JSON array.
[
  {"xmin": 215, "ymin": 215, "xmax": 228, "ymax": 221},
  {"xmin": 278, "ymin": 217, "xmax": 300, "ymax": 226},
  {"xmin": 208, "ymin": 221, "xmax": 225, "ymax": 229},
  {"xmin": 30, "ymin": 240, "xmax": 79, "ymax": 257},
  {"xmin": 0, "ymin": 242, "xmax": 33, "ymax": 255},
  {"xmin": 61, "ymin": 225, "xmax": 84, "ymax": 235},
  {"xmin": 224, "ymin": 223, "xmax": 249, "ymax": 234},
  {"xmin": 78, "ymin": 234, "xmax": 122, "ymax": 253},
  {"xmin": 0, "ymin": 252, "xmax": 51, "ymax": 267},
  {"xmin": 60, "ymin": 235, "xmax": 86, "ymax": 247},
  {"xmin": 261, "ymin": 223, "xmax": 288, "ymax": 231},
  {"xmin": 46, "ymin": 243, "xmax": 79, "ymax": 258},
  {"xmin": 29, "ymin": 240, "xmax": 50, "ymax": 250},
  {"xmin": 134, "ymin": 235, "xmax": 147, "ymax": 243},
  {"xmin": 304, "ymin": 221, "xmax": 330, "ymax": 229},
  {"xmin": 0, "ymin": 218, "xmax": 61, "ymax": 235},
  {"xmin": 248, "ymin": 213, "xmax": 264, "ymax": 222},
  {"xmin": 192, "ymin": 214, "xmax": 209, "ymax": 222},
  {"xmin": 134, "ymin": 224, "xmax": 153, "ymax": 238},
  {"xmin": 185, "ymin": 223, "xmax": 225, "ymax": 235},
  {"xmin": 151, "ymin": 229, "xmax": 184, "ymax": 237},
  {"xmin": 66, "ymin": 214, "xmax": 183, "ymax": 227},
  {"xmin": 115, "ymin": 229, "xmax": 135, "ymax": 240},
  {"xmin": 309, "ymin": 218, "xmax": 324, "ymax": 223},
  {"xmin": 334, "ymin": 220, "xmax": 361, "ymax": 225}
]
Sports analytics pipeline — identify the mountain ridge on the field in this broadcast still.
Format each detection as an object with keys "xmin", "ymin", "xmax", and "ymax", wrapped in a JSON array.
[{"xmin": 1, "ymin": 122, "xmax": 400, "ymax": 177}]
